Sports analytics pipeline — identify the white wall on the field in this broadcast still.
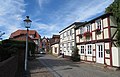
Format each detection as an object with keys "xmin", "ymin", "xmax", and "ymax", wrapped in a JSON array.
[
  {"xmin": 52, "ymin": 44, "xmax": 59, "ymax": 55},
  {"xmin": 60, "ymin": 25, "xmax": 76, "ymax": 56}
]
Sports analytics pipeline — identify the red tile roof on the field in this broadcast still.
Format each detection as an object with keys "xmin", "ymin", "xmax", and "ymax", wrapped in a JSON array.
[
  {"xmin": 10, "ymin": 34, "xmax": 34, "ymax": 42},
  {"xmin": 9, "ymin": 30, "xmax": 41, "ymax": 40}
]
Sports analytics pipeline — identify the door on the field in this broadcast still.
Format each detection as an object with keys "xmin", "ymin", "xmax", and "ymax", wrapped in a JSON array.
[{"xmin": 96, "ymin": 43, "xmax": 104, "ymax": 64}]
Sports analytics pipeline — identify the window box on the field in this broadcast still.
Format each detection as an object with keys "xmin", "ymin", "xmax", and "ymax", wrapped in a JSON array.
[
  {"xmin": 83, "ymin": 32, "xmax": 92, "ymax": 38},
  {"xmin": 95, "ymin": 28, "xmax": 101, "ymax": 34},
  {"xmin": 77, "ymin": 34, "xmax": 83, "ymax": 38}
]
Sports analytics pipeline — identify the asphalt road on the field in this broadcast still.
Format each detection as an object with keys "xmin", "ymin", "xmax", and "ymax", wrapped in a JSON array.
[{"xmin": 37, "ymin": 54, "xmax": 120, "ymax": 77}]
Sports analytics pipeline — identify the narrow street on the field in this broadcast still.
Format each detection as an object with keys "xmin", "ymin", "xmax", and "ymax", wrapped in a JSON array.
[{"xmin": 30, "ymin": 54, "xmax": 120, "ymax": 77}]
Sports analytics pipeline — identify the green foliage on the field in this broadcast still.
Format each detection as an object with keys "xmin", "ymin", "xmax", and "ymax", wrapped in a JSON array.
[
  {"xmin": 105, "ymin": 0, "xmax": 120, "ymax": 46},
  {"xmin": 0, "ymin": 39, "xmax": 36, "ymax": 61},
  {"xmin": 71, "ymin": 46, "xmax": 80, "ymax": 62},
  {"xmin": 2, "ymin": 39, "xmax": 36, "ymax": 54},
  {"xmin": 0, "ymin": 41, "xmax": 2, "ymax": 44}
]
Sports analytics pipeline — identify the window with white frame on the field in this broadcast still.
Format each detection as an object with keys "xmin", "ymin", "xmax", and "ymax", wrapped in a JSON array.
[
  {"xmin": 66, "ymin": 43, "xmax": 68, "ymax": 50},
  {"xmin": 96, "ymin": 20, "xmax": 102, "ymax": 30},
  {"xmin": 86, "ymin": 24, "xmax": 91, "ymax": 32},
  {"xmin": 55, "ymin": 47, "xmax": 57, "ymax": 53},
  {"xmin": 80, "ymin": 27, "xmax": 84, "ymax": 34},
  {"xmin": 64, "ymin": 32, "xmax": 66, "ymax": 38},
  {"xmin": 67, "ymin": 30, "xmax": 69, "ymax": 36},
  {"xmin": 70, "ymin": 42, "xmax": 72, "ymax": 49},
  {"xmin": 62, "ymin": 43, "xmax": 64, "ymax": 52},
  {"xmin": 64, "ymin": 43, "xmax": 66, "ymax": 52},
  {"xmin": 80, "ymin": 45, "xmax": 85, "ymax": 54},
  {"xmin": 72, "ymin": 29, "xmax": 74, "ymax": 34},
  {"xmin": 68, "ymin": 43, "xmax": 70, "ymax": 50},
  {"xmin": 86, "ymin": 44, "xmax": 92, "ymax": 55}
]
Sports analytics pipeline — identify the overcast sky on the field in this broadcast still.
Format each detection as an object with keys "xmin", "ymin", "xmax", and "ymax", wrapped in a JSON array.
[{"xmin": 0, "ymin": 0, "xmax": 114, "ymax": 39}]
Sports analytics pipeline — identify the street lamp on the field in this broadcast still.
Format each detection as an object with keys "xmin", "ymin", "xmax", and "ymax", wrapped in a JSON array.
[{"xmin": 24, "ymin": 16, "xmax": 32, "ymax": 74}]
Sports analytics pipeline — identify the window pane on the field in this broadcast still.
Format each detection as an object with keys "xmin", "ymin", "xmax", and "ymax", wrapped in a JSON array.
[
  {"xmin": 101, "ymin": 45, "xmax": 103, "ymax": 51},
  {"xmin": 98, "ymin": 46, "xmax": 100, "ymax": 51},
  {"xmin": 83, "ymin": 46, "xmax": 84, "ymax": 53},
  {"xmin": 99, "ymin": 52, "xmax": 100, "ymax": 57},
  {"xmin": 81, "ymin": 46, "xmax": 82, "ymax": 53},
  {"xmin": 97, "ymin": 20, "xmax": 101, "ymax": 30},
  {"xmin": 88, "ymin": 45, "xmax": 89, "ymax": 54},
  {"xmin": 90, "ymin": 45, "xmax": 91, "ymax": 54},
  {"xmin": 101, "ymin": 52, "xmax": 103, "ymax": 58},
  {"xmin": 90, "ymin": 50, "xmax": 91, "ymax": 54}
]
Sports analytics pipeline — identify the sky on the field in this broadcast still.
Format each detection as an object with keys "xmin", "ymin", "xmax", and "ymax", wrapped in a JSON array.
[{"xmin": 0, "ymin": 0, "xmax": 114, "ymax": 39}]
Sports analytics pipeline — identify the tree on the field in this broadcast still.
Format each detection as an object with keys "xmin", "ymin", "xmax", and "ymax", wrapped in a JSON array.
[
  {"xmin": 105, "ymin": 0, "xmax": 120, "ymax": 46},
  {"xmin": 71, "ymin": 46, "xmax": 80, "ymax": 62}
]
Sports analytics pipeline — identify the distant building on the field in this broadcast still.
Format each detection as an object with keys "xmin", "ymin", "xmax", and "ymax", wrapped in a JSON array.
[
  {"xmin": 9, "ymin": 30, "xmax": 41, "ymax": 52},
  {"xmin": 59, "ymin": 22, "xmax": 84, "ymax": 57},
  {"xmin": 40, "ymin": 36, "xmax": 50, "ymax": 53},
  {"xmin": 50, "ymin": 35, "xmax": 60, "ymax": 56}
]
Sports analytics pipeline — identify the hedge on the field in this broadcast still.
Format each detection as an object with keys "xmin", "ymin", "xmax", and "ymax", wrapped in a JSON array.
[{"xmin": 0, "ymin": 39, "xmax": 36, "ymax": 61}]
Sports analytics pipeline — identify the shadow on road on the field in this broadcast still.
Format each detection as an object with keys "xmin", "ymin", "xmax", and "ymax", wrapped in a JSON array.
[{"xmin": 39, "ymin": 56, "xmax": 80, "ymax": 68}]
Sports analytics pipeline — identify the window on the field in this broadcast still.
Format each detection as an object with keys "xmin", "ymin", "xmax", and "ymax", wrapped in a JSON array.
[
  {"xmin": 66, "ymin": 43, "xmax": 68, "ymax": 50},
  {"xmin": 62, "ymin": 43, "xmax": 64, "ymax": 49},
  {"xmin": 64, "ymin": 32, "xmax": 66, "ymax": 38},
  {"xmin": 67, "ymin": 30, "xmax": 69, "ymax": 36},
  {"xmin": 70, "ymin": 42, "xmax": 72, "ymax": 49},
  {"xmin": 96, "ymin": 20, "xmax": 101, "ymax": 30},
  {"xmin": 80, "ymin": 46, "xmax": 85, "ymax": 54},
  {"xmin": 86, "ymin": 25, "xmax": 91, "ymax": 32},
  {"xmin": 55, "ymin": 47, "xmax": 57, "ymax": 53},
  {"xmin": 87, "ymin": 45, "xmax": 92, "ymax": 55},
  {"xmin": 70, "ymin": 29, "xmax": 72, "ymax": 35},
  {"xmin": 80, "ymin": 27, "xmax": 84, "ymax": 34},
  {"xmin": 98, "ymin": 45, "xmax": 103, "ymax": 58}
]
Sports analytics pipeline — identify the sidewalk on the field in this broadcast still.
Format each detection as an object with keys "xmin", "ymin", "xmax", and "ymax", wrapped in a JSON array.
[{"xmin": 28, "ymin": 58, "xmax": 54, "ymax": 77}]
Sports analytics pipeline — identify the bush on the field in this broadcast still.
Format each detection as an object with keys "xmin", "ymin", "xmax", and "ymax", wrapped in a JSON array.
[{"xmin": 71, "ymin": 46, "xmax": 80, "ymax": 62}]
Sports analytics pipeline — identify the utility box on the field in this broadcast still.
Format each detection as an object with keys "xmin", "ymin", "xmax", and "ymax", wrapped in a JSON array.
[{"xmin": 112, "ymin": 47, "xmax": 120, "ymax": 67}]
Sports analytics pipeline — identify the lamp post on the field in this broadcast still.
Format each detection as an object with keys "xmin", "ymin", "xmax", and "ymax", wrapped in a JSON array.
[{"xmin": 24, "ymin": 16, "xmax": 32, "ymax": 74}]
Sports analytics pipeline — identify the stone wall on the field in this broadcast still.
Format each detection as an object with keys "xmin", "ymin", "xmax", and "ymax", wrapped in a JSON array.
[
  {"xmin": 0, "ymin": 49, "xmax": 25, "ymax": 77},
  {"xmin": 0, "ymin": 56, "xmax": 18, "ymax": 77}
]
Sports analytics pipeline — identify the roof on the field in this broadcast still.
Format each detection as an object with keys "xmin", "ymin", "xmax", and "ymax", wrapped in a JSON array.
[
  {"xmin": 9, "ymin": 34, "xmax": 34, "ymax": 42},
  {"xmin": 59, "ymin": 22, "xmax": 84, "ymax": 33},
  {"xmin": 75, "ymin": 13, "xmax": 113, "ymax": 29},
  {"xmin": 52, "ymin": 35, "xmax": 60, "ymax": 38},
  {"xmin": 9, "ymin": 30, "xmax": 41, "ymax": 39},
  {"xmin": 51, "ymin": 41, "xmax": 59, "ymax": 45}
]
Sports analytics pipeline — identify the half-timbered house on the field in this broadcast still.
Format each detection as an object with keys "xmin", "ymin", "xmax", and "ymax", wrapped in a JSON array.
[{"xmin": 76, "ymin": 13, "xmax": 120, "ymax": 67}]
